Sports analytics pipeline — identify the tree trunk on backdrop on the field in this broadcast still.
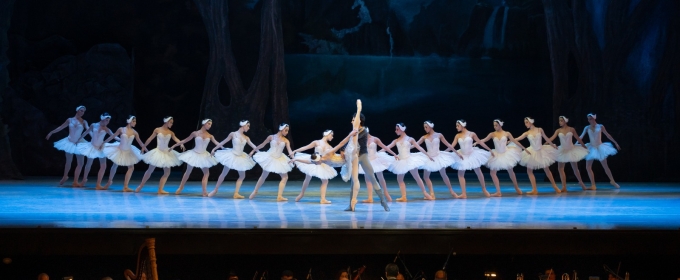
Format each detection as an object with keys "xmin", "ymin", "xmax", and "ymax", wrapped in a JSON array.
[
  {"xmin": 0, "ymin": 0, "xmax": 23, "ymax": 179},
  {"xmin": 543, "ymin": 0, "xmax": 680, "ymax": 181},
  {"xmin": 193, "ymin": 0, "xmax": 289, "ymax": 143}
]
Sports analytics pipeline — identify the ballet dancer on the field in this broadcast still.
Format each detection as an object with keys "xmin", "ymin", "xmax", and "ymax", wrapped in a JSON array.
[
  {"xmin": 249, "ymin": 123, "xmax": 295, "ymax": 201},
  {"xmin": 102, "ymin": 116, "xmax": 147, "ymax": 192},
  {"xmin": 579, "ymin": 113, "xmax": 621, "ymax": 189},
  {"xmin": 46, "ymin": 105, "xmax": 88, "ymax": 186},
  {"xmin": 447, "ymin": 120, "xmax": 493, "ymax": 198},
  {"xmin": 136, "ymin": 116, "xmax": 185, "ymax": 194},
  {"xmin": 344, "ymin": 99, "xmax": 390, "ymax": 212},
  {"xmin": 170, "ymin": 119, "xmax": 220, "ymax": 196},
  {"xmin": 289, "ymin": 130, "xmax": 357, "ymax": 174},
  {"xmin": 383, "ymin": 123, "xmax": 434, "ymax": 201},
  {"xmin": 291, "ymin": 130, "xmax": 341, "ymax": 204},
  {"xmin": 209, "ymin": 120, "xmax": 258, "ymax": 198},
  {"xmin": 416, "ymin": 120, "xmax": 461, "ymax": 199},
  {"xmin": 358, "ymin": 134, "xmax": 397, "ymax": 203},
  {"xmin": 548, "ymin": 116, "xmax": 589, "ymax": 191},
  {"xmin": 515, "ymin": 117, "xmax": 560, "ymax": 194},
  {"xmin": 475, "ymin": 119, "xmax": 528, "ymax": 196},
  {"xmin": 76, "ymin": 113, "xmax": 115, "ymax": 189}
]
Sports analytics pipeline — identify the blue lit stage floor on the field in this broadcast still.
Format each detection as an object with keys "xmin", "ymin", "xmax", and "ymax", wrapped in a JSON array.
[{"xmin": 1, "ymin": 176, "xmax": 679, "ymax": 230}]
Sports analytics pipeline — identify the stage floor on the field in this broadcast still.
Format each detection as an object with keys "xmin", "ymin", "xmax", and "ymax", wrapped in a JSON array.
[{"xmin": 1, "ymin": 176, "xmax": 679, "ymax": 230}]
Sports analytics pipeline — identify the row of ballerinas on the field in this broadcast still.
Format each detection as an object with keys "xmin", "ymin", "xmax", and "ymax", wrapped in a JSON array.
[{"xmin": 46, "ymin": 105, "xmax": 621, "ymax": 203}]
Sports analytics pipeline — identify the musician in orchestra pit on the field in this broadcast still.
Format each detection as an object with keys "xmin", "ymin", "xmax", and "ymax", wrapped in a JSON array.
[
  {"xmin": 336, "ymin": 270, "xmax": 349, "ymax": 280},
  {"xmin": 228, "ymin": 270, "xmax": 239, "ymax": 280},
  {"xmin": 396, "ymin": 273, "xmax": 404, "ymax": 280},
  {"xmin": 37, "ymin": 273, "xmax": 49, "ymax": 280},
  {"xmin": 281, "ymin": 270, "xmax": 295, "ymax": 280},
  {"xmin": 542, "ymin": 269, "xmax": 556, "ymax": 280},
  {"xmin": 385, "ymin": 263, "xmax": 399, "ymax": 280},
  {"xmin": 434, "ymin": 270, "xmax": 446, "ymax": 280}
]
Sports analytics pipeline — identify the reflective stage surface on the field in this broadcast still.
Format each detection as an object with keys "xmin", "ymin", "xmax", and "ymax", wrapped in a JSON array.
[{"xmin": 1, "ymin": 176, "xmax": 679, "ymax": 229}]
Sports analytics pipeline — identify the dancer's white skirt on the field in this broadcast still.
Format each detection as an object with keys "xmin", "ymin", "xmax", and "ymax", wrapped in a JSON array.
[
  {"xmin": 417, "ymin": 151, "xmax": 459, "ymax": 172},
  {"xmin": 143, "ymin": 148, "xmax": 182, "ymax": 168},
  {"xmin": 485, "ymin": 144, "xmax": 521, "ymax": 171},
  {"xmin": 253, "ymin": 151, "xmax": 293, "ymax": 174},
  {"xmin": 520, "ymin": 145, "xmax": 558, "ymax": 169},
  {"xmin": 54, "ymin": 137, "xmax": 86, "ymax": 155},
  {"xmin": 77, "ymin": 142, "xmax": 106, "ymax": 159},
  {"xmin": 214, "ymin": 148, "xmax": 256, "ymax": 171},
  {"xmin": 556, "ymin": 145, "xmax": 589, "ymax": 163},
  {"xmin": 388, "ymin": 153, "xmax": 428, "ymax": 174},
  {"xmin": 294, "ymin": 153, "xmax": 337, "ymax": 179},
  {"xmin": 583, "ymin": 142, "xmax": 617, "ymax": 161},
  {"xmin": 451, "ymin": 148, "xmax": 490, "ymax": 170},
  {"xmin": 104, "ymin": 143, "xmax": 143, "ymax": 166},
  {"xmin": 178, "ymin": 150, "xmax": 218, "ymax": 168},
  {"xmin": 358, "ymin": 152, "xmax": 395, "ymax": 174}
]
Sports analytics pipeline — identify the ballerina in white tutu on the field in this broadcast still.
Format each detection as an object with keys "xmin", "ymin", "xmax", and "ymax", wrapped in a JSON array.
[
  {"xmin": 515, "ymin": 117, "xmax": 560, "ymax": 194},
  {"xmin": 548, "ymin": 116, "xmax": 589, "ymax": 192},
  {"xmin": 446, "ymin": 120, "xmax": 493, "ymax": 198},
  {"xmin": 170, "ymin": 119, "xmax": 220, "ymax": 196},
  {"xmin": 46, "ymin": 105, "xmax": 89, "ymax": 187},
  {"xmin": 135, "ymin": 116, "xmax": 185, "ymax": 194},
  {"xmin": 101, "ymin": 116, "xmax": 148, "ymax": 192},
  {"xmin": 76, "ymin": 113, "xmax": 116, "ymax": 189},
  {"xmin": 475, "ymin": 119, "xmax": 528, "ymax": 196},
  {"xmin": 416, "ymin": 120, "xmax": 461, "ymax": 199},
  {"xmin": 249, "ymin": 123, "xmax": 295, "ymax": 201},
  {"xmin": 358, "ymin": 134, "xmax": 397, "ymax": 203},
  {"xmin": 291, "ymin": 129, "xmax": 358, "ymax": 203},
  {"xmin": 579, "ymin": 113, "xmax": 621, "ymax": 189},
  {"xmin": 208, "ymin": 120, "xmax": 259, "ymax": 198},
  {"xmin": 383, "ymin": 123, "xmax": 434, "ymax": 202}
]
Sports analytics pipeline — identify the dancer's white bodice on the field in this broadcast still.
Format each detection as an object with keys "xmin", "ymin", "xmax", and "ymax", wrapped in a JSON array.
[
  {"xmin": 67, "ymin": 118, "xmax": 85, "ymax": 143},
  {"xmin": 396, "ymin": 138, "xmax": 412, "ymax": 159},
  {"xmin": 315, "ymin": 140, "xmax": 332, "ymax": 154},
  {"xmin": 193, "ymin": 137, "xmax": 210, "ymax": 153},
  {"xmin": 558, "ymin": 132, "xmax": 575, "ymax": 149},
  {"xmin": 493, "ymin": 136, "xmax": 509, "ymax": 153},
  {"xmin": 118, "ymin": 128, "xmax": 135, "ymax": 151},
  {"xmin": 458, "ymin": 135, "xmax": 474, "ymax": 155},
  {"xmin": 156, "ymin": 133, "xmax": 172, "ymax": 150},
  {"xmin": 90, "ymin": 123, "xmax": 108, "ymax": 146},
  {"xmin": 527, "ymin": 133, "xmax": 543, "ymax": 150},
  {"xmin": 268, "ymin": 137, "xmax": 286, "ymax": 158},
  {"xmin": 424, "ymin": 136, "xmax": 441, "ymax": 157},
  {"xmin": 231, "ymin": 136, "xmax": 247, "ymax": 155},
  {"xmin": 586, "ymin": 125, "xmax": 603, "ymax": 146},
  {"xmin": 366, "ymin": 142, "xmax": 379, "ymax": 159}
]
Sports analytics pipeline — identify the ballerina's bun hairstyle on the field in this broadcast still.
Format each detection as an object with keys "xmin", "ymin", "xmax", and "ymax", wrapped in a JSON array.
[
  {"xmin": 311, "ymin": 152, "xmax": 321, "ymax": 161},
  {"xmin": 494, "ymin": 119, "xmax": 504, "ymax": 126},
  {"xmin": 100, "ymin": 113, "xmax": 111, "ymax": 120},
  {"xmin": 423, "ymin": 120, "xmax": 434, "ymax": 128},
  {"xmin": 163, "ymin": 116, "xmax": 173, "ymax": 123},
  {"xmin": 278, "ymin": 123, "xmax": 289, "ymax": 131},
  {"xmin": 75, "ymin": 105, "xmax": 86, "ymax": 111},
  {"xmin": 559, "ymin": 116, "xmax": 569, "ymax": 123},
  {"xmin": 456, "ymin": 119, "xmax": 467, "ymax": 127},
  {"xmin": 396, "ymin": 123, "xmax": 406, "ymax": 131},
  {"xmin": 587, "ymin": 113, "xmax": 597, "ymax": 119},
  {"xmin": 524, "ymin": 117, "xmax": 535, "ymax": 124},
  {"xmin": 201, "ymin": 119, "xmax": 212, "ymax": 125},
  {"xmin": 126, "ymin": 115, "xmax": 136, "ymax": 124},
  {"xmin": 239, "ymin": 120, "xmax": 249, "ymax": 126},
  {"xmin": 323, "ymin": 130, "xmax": 333, "ymax": 136},
  {"xmin": 352, "ymin": 113, "xmax": 365, "ymax": 126}
]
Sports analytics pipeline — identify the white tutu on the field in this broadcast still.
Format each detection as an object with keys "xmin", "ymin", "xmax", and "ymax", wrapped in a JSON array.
[
  {"xmin": 452, "ymin": 148, "xmax": 490, "ymax": 170},
  {"xmin": 77, "ymin": 142, "xmax": 106, "ymax": 158},
  {"xmin": 253, "ymin": 151, "xmax": 293, "ymax": 174},
  {"xmin": 103, "ymin": 143, "xmax": 143, "ymax": 166},
  {"xmin": 143, "ymin": 148, "xmax": 182, "ymax": 168},
  {"xmin": 294, "ymin": 153, "xmax": 338, "ymax": 179},
  {"xmin": 388, "ymin": 153, "xmax": 427, "ymax": 174},
  {"xmin": 417, "ymin": 151, "xmax": 458, "ymax": 172},
  {"xmin": 54, "ymin": 137, "xmax": 85, "ymax": 155},
  {"xmin": 359, "ymin": 152, "xmax": 395, "ymax": 174},
  {"xmin": 557, "ymin": 145, "xmax": 589, "ymax": 163},
  {"xmin": 486, "ymin": 144, "xmax": 521, "ymax": 171},
  {"xmin": 178, "ymin": 150, "xmax": 218, "ymax": 168},
  {"xmin": 214, "ymin": 148, "xmax": 256, "ymax": 171},
  {"xmin": 584, "ymin": 142, "xmax": 617, "ymax": 161},
  {"xmin": 520, "ymin": 145, "xmax": 558, "ymax": 169}
]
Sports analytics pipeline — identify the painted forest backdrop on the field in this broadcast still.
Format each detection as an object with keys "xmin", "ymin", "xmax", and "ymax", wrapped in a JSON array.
[{"xmin": 0, "ymin": 0, "xmax": 678, "ymax": 181}]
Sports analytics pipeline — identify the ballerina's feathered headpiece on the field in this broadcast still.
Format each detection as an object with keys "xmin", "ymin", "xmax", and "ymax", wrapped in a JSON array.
[
  {"xmin": 163, "ymin": 116, "xmax": 173, "ymax": 123},
  {"xmin": 100, "ymin": 113, "xmax": 111, "ymax": 120},
  {"xmin": 201, "ymin": 119, "xmax": 212, "ymax": 125},
  {"xmin": 423, "ymin": 121, "xmax": 434, "ymax": 128},
  {"xmin": 323, "ymin": 130, "xmax": 333, "ymax": 136},
  {"xmin": 75, "ymin": 105, "xmax": 86, "ymax": 111},
  {"xmin": 525, "ymin": 117, "xmax": 535, "ymax": 124},
  {"xmin": 494, "ymin": 119, "xmax": 504, "ymax": 127},
  {"xmin": 396, "ymin": 123, "xmax": 406, "ymax": 131},
  {"xmin": 239, "ymin": 120, "xmax": 249, "ymax": 127},
  {"xmin": 279, "ymin": 123, "xmax": 289, "ymax": 131},
  {"xmin": 559, "ymin": 116, "xmax": 569, "ymax": 123},
  {"xmin": 456, "ymin": 120, "xmax": 467, "ymax": 127},
  {"xmin": 587, "ymin": 113, "xmax": 596, "ymax": 119},
  {"xmin": 126, "ymin": 115, "xmax": 136, "ymax": 124}
]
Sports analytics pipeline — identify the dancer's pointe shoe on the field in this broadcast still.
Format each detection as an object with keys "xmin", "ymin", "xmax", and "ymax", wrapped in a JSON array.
[
  {"xmin": 102, "ymin": 181, "xmax": 112, "ymax": 190},
  {"xmin": 276, "ymin": 196, "xmax": 288, "ymax": 202},
  {"xmin": 396, "ymin": 197, "xmax": 407, "ymax": 202},
  {"xmin": 208, "ymin": 190, "xmax": 217, "ymax": 197},
  {"xmin": 349, "ymin": 199, "xmax": 357, "ymax": 211},
  {"xmin": 526, "ymin": 190, "xmax": 538, "ymax": 195},
  {"xmin": 135, "ymin": 186, "xmax": 143, "ymax": 193},
  {"xmin": 385, "ymin": 193, "xmax": 393, "ymax": 202},
  {"xmin": 430, "ymin": 192, "xmax": 436, "ymax": 199},
  {"xmin": 249, "ymin": 191, "xmax": 258, "ymax": 199},
  {"xmin": 610, "ymin": 181, "xmax": 620, "ymax": 188},
  {"xmin": 561, "ymin": 187, "xmax": 568, "ymax": 193},
  {"xmin": 514, "ymin": 187, "xmax": 523, "ymax": 195},
  {"xmin": 202, "ymin": 192, "xmax": 209, "ymax": 197},
  {"xmin": 295, "ymin": 194, "xmax": 304, "ymax": 202},
  {"xmin": 123, "ymin": 186, "xmax": 134, "ymax": 192},
  {"xmin": 587, "ymin": 185, "xmax": 597, "ymax": 190},
  {"xmin": 157, "ymin": 189, "xmax": 169, "ymax": 194},
  {"xmin": 482, "ymin": 190, "xmax": 491, "ymax": 197},
  {"xmin": 552, "ymin": 186, "xmax": 561, "ymax": 193},
  {"xmin": 362, "ymin": 199, "xmax": 373, "ymax": 203},
  {"xmin": 174, "ymin": 187, "xmax": 184, "ymax": 195},
  {"xmin": 233, "ymin": 193, "xmax": 244, "ymax": 199},
  {"xmin": 59, "ymin": 176, "xmax": 69, "ymax": 186},
  {"xmin": 423, "ymin": 193, "xmax": 434, "ymax": 200},
  {"xmin": 450, "ymin": 191, "xmax": 458, "ymax": 198},
  {"xmin": 72, "ymin": 182, "xmax": 82, "ymax": 188},
  {"xmin": 78, "ymin": 179, "xmax": 88, "ymax": 188},
  {"xmin": 490, "ymin": 192, "xmax": 502, "ymax": 197},
  {"xmin": 579, "ymin": 183, "xmax": 588, "ymax": 190},
  {"xmin": 320, "ymin": 199, "xmax": 332, "ymax": 204},
  {"xmin": 95, "ymin": 184, "xmax": 106, "ymax": 190}
]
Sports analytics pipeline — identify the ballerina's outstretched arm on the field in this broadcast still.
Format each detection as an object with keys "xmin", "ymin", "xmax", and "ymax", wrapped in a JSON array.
[
  {"xmin": 46, "ymin": 118, "xmax": 71, "ymax": 140},
  {"xmin": 471, "ymin": 132, "xmax": 494, "ymax": 156},
  {"xmin": 77, "ymin": 124, "xmax": 95, "ymax": 142},
  {"xmin": 539, "ymin": 128, "xmax": 557, "ymax": 147},
  {"xmin": 506, "ymin": 132, "xmax": 530, "ymax": 154},
  {"xmin": 579, "ymin": 126, "xmax": 588, "ymax": 140},
  {"xmin": 143, "ymin": 128, "xmax": 159, "ymax": 148},
  {"xmin": 170, "ymin": 131, "xmax": 197, "ymax": 150},
  {"xmin": 571, "ymin": 127, "xmax": 587, "ymax": 147},
  {"xmin": 249, "ymin": 135, "xmax": 273, "ymax": 156},
  {"xmin": 211, "ymin": 132, "xmax": 234, "ymax": 154},
  {"xmin": 373, "ymin": 136, "xmax": 398, "ymax": 157},
  {"xmin": 291, "ymin": 140, "xmax": 318, "ymax": 155},
  {"xmin": 170, "ymin": 131, "xmax": 186, "ymax": 151},
  {"xmin": 284, "ymin": 138, "xmax": 295, "ymax": 158},
  {"xmin": 600, "ymin": 125, "xmax": 621, "ymax": 150},
  {"xmin": 132, "ymin": 128, "xmax": 148, "ymax": 153},
  {"xmin": 245, "ymin": 136, "xmax": 259, "ymax": 155},
  {"xmin": 320, "ymin": 130, "xmax": 357, "ymax": 156},
  {"xmin": 102, "ymin": 127, "xmax": 123, "ymax": 145},
  {"xmin": 548, "ymin": 129, "xmax": 559, "ymax": 143},
  {"xmin": 408, "ymin": 137, "xmax": 434, "ymax": 161}
]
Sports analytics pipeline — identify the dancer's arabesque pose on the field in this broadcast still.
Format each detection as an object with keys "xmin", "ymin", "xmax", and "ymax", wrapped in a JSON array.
[
  {"xmin": 580, "ymin": 113, "xmax": 621, "ymax": 190},
  {"xmin": 46, "ymin": 105, "xmax": 88, "ymax": 187},
  {"xmin": 136, "ymin": 116, "xmax": 185, "ymax": 194}
]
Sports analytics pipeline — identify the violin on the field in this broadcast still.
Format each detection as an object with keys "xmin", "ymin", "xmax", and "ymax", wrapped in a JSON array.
[{"xmin": 352, "ymin": 266, "xmax": 366, "ymax": 280}]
